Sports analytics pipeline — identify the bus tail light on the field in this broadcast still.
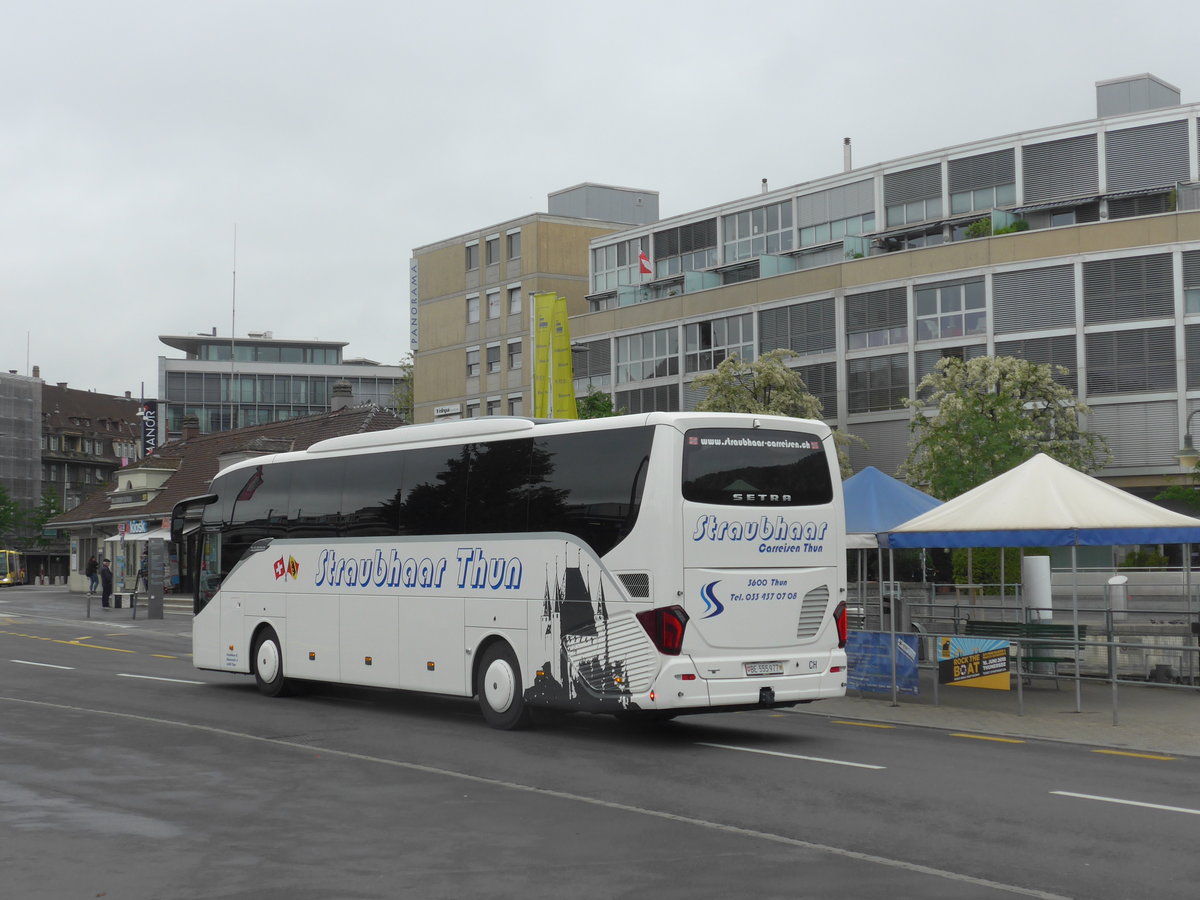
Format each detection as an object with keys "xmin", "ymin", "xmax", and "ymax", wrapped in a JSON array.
[
  {"xmin": 833, "ymin": 601, "xmax": 848, "ymax": 649},
  {"xmin": 636, "ymin": 605, "xmax": 689, "ymax": 656}
]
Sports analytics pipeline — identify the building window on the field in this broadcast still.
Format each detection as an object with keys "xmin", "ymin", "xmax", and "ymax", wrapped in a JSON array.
[
  {"xmin": 465, "ymin": 243, "xmax": 479, "ymax": 271},
  {"xmin": 616, "ymin": 328, "xmax": 679, "ymax": 384},
  {"xmin": 615, "ymin": 384, "xmax": 679, "ymax": 414},
  {"xmin": 507, "ymin": 231, "xmax": 521, "ymax": 260},
  {"xmin": 486, "ymin": 290, "xmax": 501, "ymax": 319},
  {"xmin": 847, "ymin": 354, "xmax": 909, "ymax": 413},
  {"xmin": 722, "ymin": 200, "xmax": 794, "ymax": 262},
  {"xmin": 1083, "ymin": 254, "xmax": 1173, "ymax": 324},
  {"xmin": 508, "ymin": 340, "xmax": 523, "ymax": 370},
  {"xmin": 653, "ymin": 220, "xmax": 717, "ymax": 279},
  {"xmin": 949, "ymin": 149, "xmax": 1016, "ymax": 214},
  {"xmin": 759, "ymin": 299, "xmax": 836, "ymax": 356},
  {"xmin": 508, "ymin": 286, "xmax": 522, "ymax": 315},
  {"xmin": 684, "ymin": 313, "xmax": 754, "ymax": 373},
  {"xmin": 1086, "ymin": 328, "xmax": 1175, "ymax": 395},
  {"xmin": 915, "ymin": 280, "xmax": 986, "ymax": 341},
  {"xmin": 486, "ymin": 398, "xmax": 501, "ymax": 416},
  {"xmin": 592, "ymin": 235, "xmax": 650, "ymax": 293},
  {"xmin": 884, "ymin": 164, "xmax": 943, "ymax": 227},
  {"xmin": 845, "ymin": 287, "xmax": 908, "ymax": 349},
  {"xmin": 465, "ymin": 402, "xmax": 480, "ymax": 418},
  {"xmin": 485, "ymin": 237, "xmax": 499, "ymax": 266},
  {"xmin": 466, "ymin": 295, "xmax": 480, "ymax": 324},
  {"xmin": 799, "ymin": 213, "xmax": 876, "ymax": 248},
  {"xmin": 466, "ymin": 348, "xmax": 480, "ymax": 378},
  {"xmin": 486, "ymin": 345, "xmax": 501, "ymax": 374},
  {"xmin": 508, "ymin": 395, "xmax": 523, "ymax": 416}
]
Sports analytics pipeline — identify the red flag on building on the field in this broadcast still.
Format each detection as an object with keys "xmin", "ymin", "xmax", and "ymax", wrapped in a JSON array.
[{"xmin": 638, "ymin": 251, "xmax": 652, "ymax": 275}]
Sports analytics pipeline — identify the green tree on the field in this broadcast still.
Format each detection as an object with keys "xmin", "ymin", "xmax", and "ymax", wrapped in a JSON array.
[
  {"xmin": 391, "ymin": 358, "xmax": 414, "ymax": 423},
  {"xmin": 0, "ymin": 484, "xmax": 18, "ymax": 541},
  {"xmin": 23, "ymin": 491, "xmax": 63, "ymax": 548},
  {"xmin": 693, "ymin": 349, "xmax": 857, "ymax": 474},
  {"xmin": 575, "ymin": 386, "xmax": 625, "ymax": 419},
  {"xmin": 902, "ymin": 355, "xmax": 1108, "ymax": 500}
]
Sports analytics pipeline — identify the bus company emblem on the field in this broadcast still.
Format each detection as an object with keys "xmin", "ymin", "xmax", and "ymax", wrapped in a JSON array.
[{"xmin": 700, "ymin": 581, "xmax": 725, "ymax": 619}]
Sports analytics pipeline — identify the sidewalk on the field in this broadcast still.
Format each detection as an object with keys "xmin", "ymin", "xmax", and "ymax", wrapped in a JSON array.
[{"xmin": 796, "ymin": 667, "xmax": 1200, "ymax": 758}]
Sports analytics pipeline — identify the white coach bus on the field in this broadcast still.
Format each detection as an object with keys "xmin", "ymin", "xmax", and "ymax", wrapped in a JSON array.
[{"xmin": 172, "ymin": 412, "xmax": 848, "ymax": 729}]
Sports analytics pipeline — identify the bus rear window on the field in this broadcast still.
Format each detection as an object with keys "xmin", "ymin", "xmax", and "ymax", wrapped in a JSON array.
[{"xmin": 681, "ymin": 427, "xmax": 832, "ymax": 506}]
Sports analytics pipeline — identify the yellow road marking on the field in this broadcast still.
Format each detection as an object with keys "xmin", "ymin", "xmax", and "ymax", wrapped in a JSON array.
[
  {"xmin": 950, "ymin": 733, "xmax": 1025, "ymax": 744},
  {"xmin": 61, "ymin": 640, "xmax": 135, "ymax": 654},
  {"xmin": 0, "ymin": 630, "xmax": 135, "ymax": 654},
  {"xmin": 1092, "ymin": 749, "xmax": 1176, "ymax": 761},
  {"xmin": 832, "ymin": 720, "xmax": 896, "ymax": 729},
  {"xmin": 151, "ymin": 654, "xmax": 177, "ymax": 659}
]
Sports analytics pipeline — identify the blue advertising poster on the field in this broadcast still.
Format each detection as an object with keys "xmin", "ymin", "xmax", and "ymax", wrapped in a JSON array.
[{"xmin": 845, "ymin": 631, "xmax": 920, "ymax": 696}]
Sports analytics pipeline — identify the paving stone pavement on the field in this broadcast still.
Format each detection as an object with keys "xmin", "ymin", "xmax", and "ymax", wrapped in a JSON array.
[{"xmin": 794, "ymin": 667, "xmax": 1200, "ymax": 758}]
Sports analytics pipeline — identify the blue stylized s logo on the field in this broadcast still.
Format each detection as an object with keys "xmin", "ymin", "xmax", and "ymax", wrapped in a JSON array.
[{"xmin": 701, "ymin": 581, "xmax": 725, "ymax": 619}]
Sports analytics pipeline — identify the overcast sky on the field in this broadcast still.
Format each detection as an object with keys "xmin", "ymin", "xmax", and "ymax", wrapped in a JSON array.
[{"xmin": 4, "ymin": 0, "xmax": 1199, "ymax": 399}]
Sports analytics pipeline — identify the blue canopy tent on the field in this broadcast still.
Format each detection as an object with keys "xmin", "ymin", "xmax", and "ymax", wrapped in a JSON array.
[
  {"xmin": 843, "ymin": 466, "xmax": 942, "ymax": 550},
  {"xmin": 843, "ymin": 467, "xmax": 942, "ymax": 634}
]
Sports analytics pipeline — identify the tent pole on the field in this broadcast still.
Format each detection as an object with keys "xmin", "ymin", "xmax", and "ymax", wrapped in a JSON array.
[
  {"xmin": 1072, "ymin": 544, "xmax": 1082, "ymax": 713},
  {"xmin": 889, "ymin": 548, "xmax": 899, "ymax": 707}
]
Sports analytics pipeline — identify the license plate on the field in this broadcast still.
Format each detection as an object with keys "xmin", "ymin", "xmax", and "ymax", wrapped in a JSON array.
[{"xmin": 744, "ymin": 661, "xmax": 784, "ymax": 676}]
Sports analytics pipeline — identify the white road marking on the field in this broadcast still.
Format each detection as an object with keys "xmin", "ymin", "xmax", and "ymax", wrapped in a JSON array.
[
  {"xmin": 116, "ymin": 673, "xmax": 206, "ymax": 685},
  {"xmin": 1052, "ymin": 791, "xmax": 1200, "ymax": 816},
  {"xmin": 0, "ymin": 695, "xmax": 1066, "ymax": 900},
  {"xmin": 697, "ymin": 741, "xmax": 886, "ymax": 770},
  {"xmin": 11, "ymin": 659, "xmax": 74, "ymax": 670}
]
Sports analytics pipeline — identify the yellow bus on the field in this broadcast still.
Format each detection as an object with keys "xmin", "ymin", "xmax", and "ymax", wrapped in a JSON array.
[{"xmin": 0, "ymin": 549, "xmax": 23, "ymax": 586}]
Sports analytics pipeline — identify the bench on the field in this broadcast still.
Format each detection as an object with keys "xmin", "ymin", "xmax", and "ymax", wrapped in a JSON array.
[{"xmin": 962, "ymin": 620, "xmax": 1089, "ymax": 686}]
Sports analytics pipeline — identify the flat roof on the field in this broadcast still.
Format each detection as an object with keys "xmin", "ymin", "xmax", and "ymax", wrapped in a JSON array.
[{"xmin": 159, "ymin": 334, "xmax": 349, "ymax": 354}]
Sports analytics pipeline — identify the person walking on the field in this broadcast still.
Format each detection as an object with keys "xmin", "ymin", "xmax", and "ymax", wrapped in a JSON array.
[
  {"xmin": 99, "ymin": 559, "xmax": 114, "ymax": 608},
  {"xmin": 85, "ymin": 556, "xmax": 99, "ymax": 595}
]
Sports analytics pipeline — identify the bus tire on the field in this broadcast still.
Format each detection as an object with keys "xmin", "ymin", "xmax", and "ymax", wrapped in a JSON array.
[
  {"xmin": 253, "ymin": 627, "xmax": 291, "ymax": 698},
  {"xmin": 476, "ymin": 642, "xmax": 531, "ymax": 730}
]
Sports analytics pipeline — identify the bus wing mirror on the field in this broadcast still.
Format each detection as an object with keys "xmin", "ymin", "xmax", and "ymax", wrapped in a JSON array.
[{"xmin": 171, "ymin": 493, "xmax": 217, "ymax": 544}]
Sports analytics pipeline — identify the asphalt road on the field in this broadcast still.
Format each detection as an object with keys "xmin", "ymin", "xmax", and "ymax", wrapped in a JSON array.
[{"xmin": 2, "ymin": 589, "xmax": 1197, "ymax": 900}]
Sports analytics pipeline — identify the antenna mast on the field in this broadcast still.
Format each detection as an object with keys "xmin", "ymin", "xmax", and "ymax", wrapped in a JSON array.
[{"xmin": 230, "ymin": 225, "xmax": 238, "ymax": 430}]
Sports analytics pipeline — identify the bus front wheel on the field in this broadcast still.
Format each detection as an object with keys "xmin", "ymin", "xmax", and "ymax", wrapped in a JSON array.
[
  {"xmin": 476, "ymin": 642, "xmax": 531, "ymax": 730},
  {"xmin": 253, "ymin": 627, "xmax": 291, "ymax": 698}
]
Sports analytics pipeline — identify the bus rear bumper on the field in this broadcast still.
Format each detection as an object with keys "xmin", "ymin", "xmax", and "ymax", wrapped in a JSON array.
[{"xmin": 641, "ymin": 655, "xmax": 847, "ymax": 712}]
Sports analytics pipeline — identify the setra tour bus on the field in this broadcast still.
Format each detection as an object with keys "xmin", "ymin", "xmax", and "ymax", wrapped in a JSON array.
[{"xmin": 172, "ymin": 412, "xmax": 848, "ymax": 729}]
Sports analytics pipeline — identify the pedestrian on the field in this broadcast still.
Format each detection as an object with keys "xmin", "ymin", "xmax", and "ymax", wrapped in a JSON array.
[
  {"xmin": 86, "ymin": 556, "xmax": 99, "ymax": 595},
  {"xmin": 99, "ymin": 559, "xmax": 114, "ymax": 608}
]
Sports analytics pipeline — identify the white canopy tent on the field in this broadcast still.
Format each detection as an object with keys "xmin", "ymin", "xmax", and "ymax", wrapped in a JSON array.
[{"xmin": 881, "ymin": 453, "xmax": 1200, "ymax": 710}]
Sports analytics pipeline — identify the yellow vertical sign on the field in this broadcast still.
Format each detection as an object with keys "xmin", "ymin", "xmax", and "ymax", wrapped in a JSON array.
[
  {"xmin": 532, "ymin": 292, "xmax": 577, "ymax": 418},
  {"xmin": 532, "ymin": 292, "xmax": 555, "ymax": 417},
  {"xmin": 550, "ymin": 293, "xmax": 577, "ymax": 419}
]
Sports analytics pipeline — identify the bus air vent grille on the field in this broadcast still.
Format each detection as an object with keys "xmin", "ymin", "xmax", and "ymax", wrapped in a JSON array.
[
  {"xmin": 618, "ymin": 572, "xmax": 650, "ymax": 598},
  {"xmin": 796, "ymin": 585, "xmax": 831, "ymax": 639},
  {"xmin": 566, "ymin": 615, "xmax": 658, "ymax": 693}
]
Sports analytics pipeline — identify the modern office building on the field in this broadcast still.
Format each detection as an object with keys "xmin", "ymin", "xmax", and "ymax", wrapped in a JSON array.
[
  {"xmin": 0, "ymin": 370, "xmax": 41, "ymax": 525},
  {"xmin": 552, "ymin": 73, "xmax": 1200, "ymax": 498},
  {"xmin": 157, "ymin": 332, "xmax": 408, "ymax": 440},
  {"xmin": 409, "ymin": 183, "xmax": 659, "ymax": 423}
]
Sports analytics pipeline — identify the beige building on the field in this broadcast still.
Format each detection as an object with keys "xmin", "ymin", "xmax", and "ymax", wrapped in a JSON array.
[{"xmin": 409, "ymin": 184, "xmax": 658, "ymax": 423}]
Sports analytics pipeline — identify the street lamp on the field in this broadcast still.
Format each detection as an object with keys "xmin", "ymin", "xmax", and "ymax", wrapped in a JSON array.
[{"xmin": 1176, "ymin": 409, "xmax": 1200, "ymax": 470}]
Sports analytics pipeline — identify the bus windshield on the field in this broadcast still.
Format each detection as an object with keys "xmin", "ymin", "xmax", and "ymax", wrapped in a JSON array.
[{"xmin": 681, "ymin": 427, "xmax": 832, "ymax": 506}]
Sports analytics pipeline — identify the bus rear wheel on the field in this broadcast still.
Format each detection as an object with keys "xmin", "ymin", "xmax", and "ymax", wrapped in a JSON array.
[
  {"xmin": 476, "ymin": 642, "xmax": 531, "ymax": 730},
  {"xmin": 253, "ymin": 627, "xmax": 291, "ymax": 698}
]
